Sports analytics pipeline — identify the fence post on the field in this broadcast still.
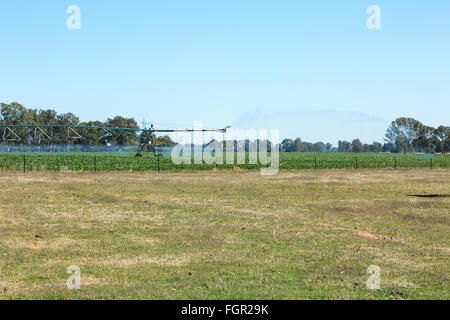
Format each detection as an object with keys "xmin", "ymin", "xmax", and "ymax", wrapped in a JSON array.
[
  {"xmin": 94, "ymin": 156, "xmax": 97, "ymax": 173},
  {"xmin": 430, "ymin": 157, "xmax": 433, "ymax": 170},
  {"xmin": 23, "ymin": 155, "xmax": 26, "ymax": 173},
  {"xmin": 314, "ymin": 156, "xmax": 317, "ymax": 171},
  {"xmin": 157, "ymin": 155, "xmax": 160, "ymax": 173},
  {"xmin": 394, "ymin": 157, "xmax": 397, "ymax": 170},
  {"xmin": 355, "ymin": 156, "xmax": 358, "ymax": 170}
]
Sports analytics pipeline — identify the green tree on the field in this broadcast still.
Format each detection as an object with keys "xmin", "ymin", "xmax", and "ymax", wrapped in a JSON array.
[
  {"xmin": 281, "ymin": 138, "xmax": 294, "ymax": 152},
  {"xmin": 372, "ymin": 142, "xmax": 381, "ymax": 153},
  {"xmin": 1, "ymin": 102, "xmax": 36, "ymax": 143},
  {"xmin": 76, "ymin": 121, "xmax": 104, "ymax": 145},
  {"xmin": 385, "ymin": 117, "xmax": 424, "ymax": 153},
  {"xmin": 352, "ymin": 139, "xmax": 363, "ymax": 153},
  {"xmin": 156, "ymin": 135, "xmax": 177, "ymax": 146},
  {"xmin": 434, "ymin": 126, "xmax": 450, "ymax": 153},
  {"xmin": 294, "ymin": 138, "xmax": 304, "ymax": 152},
  {"xmin": 104, "ymin": 116, "xmax": 139, "ymax": 145},
  {"xmin": 313, "ymin": 142, "xmax": 325, "ymax": 152}
]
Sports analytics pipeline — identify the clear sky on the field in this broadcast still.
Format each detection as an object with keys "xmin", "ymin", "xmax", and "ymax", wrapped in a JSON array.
[{"xmin": 1, "ymin": 0, "xmax": 449, "ymax": 145}]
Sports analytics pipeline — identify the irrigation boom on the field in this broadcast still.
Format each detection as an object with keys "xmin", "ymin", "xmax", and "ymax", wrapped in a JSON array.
[{"xmin": 0, "ymin": 123, "xmax": 231, "ymax": 157}]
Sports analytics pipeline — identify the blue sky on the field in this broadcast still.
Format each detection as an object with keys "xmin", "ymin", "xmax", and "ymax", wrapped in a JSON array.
[{"xmin": 1, "ymin": 0, "xmax": 449, "ymax": 145}]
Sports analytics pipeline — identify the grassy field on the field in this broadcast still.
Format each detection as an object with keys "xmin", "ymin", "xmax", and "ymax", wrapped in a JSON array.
[
  {"xmin": 0, "ymin": 169, "xmax": 449, "ymax": 299},
  {"xmin": 0, "ymin": 152, "xmax": 449, "ymax": 172}
]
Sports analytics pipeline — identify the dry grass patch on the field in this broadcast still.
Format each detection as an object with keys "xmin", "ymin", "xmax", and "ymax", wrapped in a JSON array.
[{"xmin": 0, "ymin": 169, "xmax": 448, "ymax": 299}]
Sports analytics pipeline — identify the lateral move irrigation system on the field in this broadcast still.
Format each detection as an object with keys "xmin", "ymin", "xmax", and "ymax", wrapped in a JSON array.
[
  {"xmin": 1, "ymin": 124, "xmax": 449, "ymax": 173},
  {"xmin": 0, "ymin": 123, "xmax": 231, "ymax": 157}
]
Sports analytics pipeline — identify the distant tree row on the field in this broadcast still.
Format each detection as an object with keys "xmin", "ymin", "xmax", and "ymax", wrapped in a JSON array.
[
  {"xmin": 337, "ymin": 140, "xmax": 387, "ymax": 153},
  {"xmin": 205, "ymin": 139, "xmax": 274, "ymax": 152},
  {"xmin": 384, "ymin": 117, "xmax": 449, "ymax": 153},
  {"xmin": 0, "ymin": 102, "xmax": 176, "ymax": 146},
  {"xmin": 338, "ymin": 118, "xmax": 449, "ymax": 153},
  {"xmin": 281, "ymin": 139, "xmax": 332, "ymax": 153},
  {"xmin": 281, "ymin": 117, "xmax": 448, "ymax": 153},
  {"xmin": 1, "ymin": 103, "xmax": 448, "ymax": 152}
]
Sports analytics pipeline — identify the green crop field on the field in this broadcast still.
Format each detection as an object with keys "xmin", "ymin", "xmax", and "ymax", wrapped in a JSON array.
[{"xmin": 0, "ymin": 152, "xmax": 449, "ymax": 172}]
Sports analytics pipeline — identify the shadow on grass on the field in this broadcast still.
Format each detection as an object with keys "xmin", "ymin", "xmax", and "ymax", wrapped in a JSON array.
[{"xmin": 408, "ymin": 194, "xmax": 450, "ymax": 198}]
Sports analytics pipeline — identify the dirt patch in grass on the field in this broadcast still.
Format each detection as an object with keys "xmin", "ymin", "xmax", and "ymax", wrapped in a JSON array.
[{"xmin": 4, "ymin": 237, "xmax": 79, "ymax": 250}]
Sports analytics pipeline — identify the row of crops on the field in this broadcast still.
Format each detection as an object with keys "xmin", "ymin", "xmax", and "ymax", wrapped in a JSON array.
[
  {"xmin": 0, "ymin": 153, "xmax": 449, "ymax": 172},
  {"xmin": 279, "ymin": 153, "xmax": 450, "ymax": 170}
]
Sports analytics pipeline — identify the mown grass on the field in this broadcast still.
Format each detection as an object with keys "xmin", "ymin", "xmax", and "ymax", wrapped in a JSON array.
[{"xmin": 0, "ymin": 169, "xmax": 448, "ymax": 299}]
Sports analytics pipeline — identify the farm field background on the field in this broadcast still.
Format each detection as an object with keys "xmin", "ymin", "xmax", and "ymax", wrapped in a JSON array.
[
  {"xmin": 0, "ymin": 169, "xmax": 448, "ymax": 299},
  {"xmin": 0, "ymin": 152, "xmax": 449, "ymax": 172}
]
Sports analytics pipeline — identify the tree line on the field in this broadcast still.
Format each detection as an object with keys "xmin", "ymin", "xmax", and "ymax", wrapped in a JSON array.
[
  {"xmin": 1, "ymin": 102, "xmax": 448, "ymax": 153},
  {"xmin": 279, "ymin": 117, "xmax": 448, "ymax": 153},
  {"xmin": 337, "ymin": 118, "xmax": 448, "ymax": 153},
  {"xmin": 0, "ymin": 102, "xmax": 175, "ymax": 146}
]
